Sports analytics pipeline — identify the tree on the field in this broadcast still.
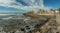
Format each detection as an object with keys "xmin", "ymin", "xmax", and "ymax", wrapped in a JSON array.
[
  {"xmin": 58, "ymin": 8, "xmax": 60, "ymax": 14},
  {"xmin": 39, "ymin": 9, "xmax": 41, "ymax": 11},
  {"xmin": 58, "ymin": 8, "xmax": 60, "ymax": 11},
  {"xmin": 50, "ymin": 9, "xmax": 54, "ymax": 11},
  {"xmin": 50, "ymin": 9, "xmax": 56, "ymax": 15}
]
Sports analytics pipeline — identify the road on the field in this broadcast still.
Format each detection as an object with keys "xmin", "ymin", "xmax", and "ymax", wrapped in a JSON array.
[{"xmin": 56, "ymin": 14, "xmax": 60, "ymax": 31}]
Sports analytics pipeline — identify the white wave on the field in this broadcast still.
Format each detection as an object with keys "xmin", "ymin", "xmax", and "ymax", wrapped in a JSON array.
[
  {"xmin": 0, "ymin": 14, "xmax": 13, "ymax": 16},
  {"xmin": 2, "ymin": 17, "xmax": 12, "ymax": 20}
]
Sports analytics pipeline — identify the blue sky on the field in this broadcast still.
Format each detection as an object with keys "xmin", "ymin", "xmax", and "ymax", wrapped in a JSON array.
[
  {"xmin": 44, "ymin": 0, "xmax": 60, "ymax": 9},
  {"xmin": 0, "ymin": 0, "xmax": 60, "ymax": 12}
]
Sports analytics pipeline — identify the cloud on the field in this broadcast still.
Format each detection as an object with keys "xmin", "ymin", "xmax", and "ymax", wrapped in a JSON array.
[
  {"xmin": 44, "ymin": 6, "xmax": 53, "ymax": 10},
  {"xmin": 0, "ymin": 0, "xmax": 52, "ymax": 11},
  {"xmin": 0, "ymin": 0, "xmax": 15, "ymax": 5}
]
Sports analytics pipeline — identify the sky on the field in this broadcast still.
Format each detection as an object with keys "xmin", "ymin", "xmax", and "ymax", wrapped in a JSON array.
[
  {"xmin": 44, "ymin": 0, "xmax": 60, "ymax": 9},
  {"xmin": 0, "ymin": 0, "xmax": 60, "ymax": 12}
]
